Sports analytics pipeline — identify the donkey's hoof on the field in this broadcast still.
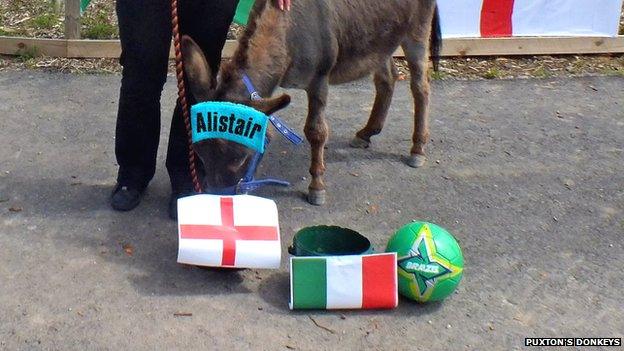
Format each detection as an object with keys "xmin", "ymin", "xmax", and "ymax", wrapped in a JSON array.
[
  {"xmin": 406, "ymin": 154, "xmax": 427, "ymax": 168},
  {"xmin": 307, "ymin": 189, "xmax": 326, "ymax": 206},
  {"xmin": 349, "ymin": 136, "xmax": 370, "ymax": 149}
]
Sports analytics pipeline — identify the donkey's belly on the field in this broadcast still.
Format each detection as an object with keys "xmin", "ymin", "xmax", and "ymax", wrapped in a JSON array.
[
  {"xmin": 328, "ymin": 52, "xmax": 396, "ymax": 85},
  {"xmin": 280, "ymin": 51, "xmax": 394, "ymax": 88}
]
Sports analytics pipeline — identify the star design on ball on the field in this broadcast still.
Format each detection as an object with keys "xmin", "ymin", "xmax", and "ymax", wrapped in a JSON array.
[{"xmin": 397, "ymin": 224, "xmax": 459, "ymax": 299}]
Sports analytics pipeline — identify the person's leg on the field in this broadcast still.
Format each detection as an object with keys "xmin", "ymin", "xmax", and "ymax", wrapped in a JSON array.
[
  {"xmin": 113, "ymin": 0, "xmax": 172, "ymax": 210},
  {"xmin": 165, "ymin": 0, "xmax": 239, "ymax": 218}
]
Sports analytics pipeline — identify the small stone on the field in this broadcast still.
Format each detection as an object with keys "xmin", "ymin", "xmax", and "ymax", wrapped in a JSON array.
[
  {"xmin": 257, "ymin": 307, "xmax": 263, "ymax": 311},
  {"xmin": 553, "ymin": 216, "xmax": 558, "ymax": 222},
  {"xmin": 609, "ymin": 244, "xmax": 613, "ymax": 248},
  {"xmin": 427, "ymin": 320, "xmax": 432, "ymax": 324},
  {"xmin": 563, "ymin": 179, "xmax": 575, "ymax": 188},
  {"xmin": 446, "ymin": 324, "xmax": 452, "ymax": 329}
]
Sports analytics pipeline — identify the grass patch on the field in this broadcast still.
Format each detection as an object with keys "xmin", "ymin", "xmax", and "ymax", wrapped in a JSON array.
[
  {"xmin": 0, "ymin": 27, "xmax": 29, "ymax": 36},
  {"xmin": 31, "ymin": 13, "xmax": 58, "ymax": 29},
  {"xmin": 482, "ymin": 68, "xmax": 502, "ymax": 79},
  {"xmin": 82, "ymin": 12, "xmax": 117, "ymax": 39},
  {"xmin": 532, "ymin": 66, "xmax": 552, "ymax": 78},
  {"xmin": 430, "ymin": 70, "xmax": 447, "ymax": 80},
  {"xmin": 601, "ymin": 67, "xmax": 624, "ymax": 77},
  {"xmin": 83, "ymin": 22, "xmax": 117, "ymax": 39}
]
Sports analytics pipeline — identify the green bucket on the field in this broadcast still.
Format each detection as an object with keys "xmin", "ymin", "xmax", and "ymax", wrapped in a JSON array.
[
  {"xmin": 233, "ymin": 0, "xmax": 255, "ymax": 26},
  {"xmin": 288, "ymin": 226, "xmax": 373, "ymax": 256}
]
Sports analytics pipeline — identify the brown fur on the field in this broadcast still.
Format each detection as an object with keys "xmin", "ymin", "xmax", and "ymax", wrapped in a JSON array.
[{"xmin": 182, "ymin": 0, "xmax": 440, "ymax": 204}]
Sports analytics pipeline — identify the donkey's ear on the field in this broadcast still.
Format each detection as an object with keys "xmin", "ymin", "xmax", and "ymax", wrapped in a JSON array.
[
  {"xmin": 181, "ymin": 35, "xmax": 215, "ymax": 101},
  {"xmin": 251, "ymin": 94, "xmax": 291, "ymax": 115}
]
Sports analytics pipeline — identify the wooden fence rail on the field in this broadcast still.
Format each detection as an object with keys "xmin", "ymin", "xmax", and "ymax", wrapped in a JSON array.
[
  {"xmin": 0, "ymin": 0, "xmax": 623, "ymax": 59},
  {"xmin": 1, "ymin": 36, "xmax": 623, "ymax": 59}
]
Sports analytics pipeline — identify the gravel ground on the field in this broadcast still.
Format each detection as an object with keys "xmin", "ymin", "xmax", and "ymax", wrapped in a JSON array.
[{"xmin": 1, "ymin": 69, "xmax": 623, "ymax": 351}]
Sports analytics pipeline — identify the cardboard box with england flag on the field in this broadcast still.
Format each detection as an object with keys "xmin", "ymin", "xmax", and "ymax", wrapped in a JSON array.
[{"xmin": 177, "ymin": 194, "xmax": 281, "ymax": 269}]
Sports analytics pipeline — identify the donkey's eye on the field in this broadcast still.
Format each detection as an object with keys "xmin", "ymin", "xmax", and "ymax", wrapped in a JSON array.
[{"xmin": 231, "ymin": 154, "xmax": 246, "ymax": 166}]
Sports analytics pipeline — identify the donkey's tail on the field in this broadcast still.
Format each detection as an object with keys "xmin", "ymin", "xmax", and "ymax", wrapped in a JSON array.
[{"xmin": 430, "ymin": 3, "xmax": 442, "ymax": 72}]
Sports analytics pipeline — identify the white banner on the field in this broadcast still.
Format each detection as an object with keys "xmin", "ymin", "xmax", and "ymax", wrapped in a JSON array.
[{"xmin": 438, "ymin": 0, "xmax": 624, "ymax": 38}]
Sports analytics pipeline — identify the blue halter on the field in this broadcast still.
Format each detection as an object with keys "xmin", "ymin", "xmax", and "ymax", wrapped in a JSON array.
[{"xmin": 202, "ymin": 73, "xmax": 303, "ymax": 195}]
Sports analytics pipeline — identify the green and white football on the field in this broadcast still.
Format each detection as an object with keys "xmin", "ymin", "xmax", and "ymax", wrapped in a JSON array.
[{"xmin": 386, "ymin": 222, "xmax": 464, "ymax": 303}]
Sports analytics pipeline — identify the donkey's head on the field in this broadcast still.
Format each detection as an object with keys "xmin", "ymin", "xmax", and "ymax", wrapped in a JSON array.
[{"xmin": 181, "ymin": 35, "xmax": 290, "ymax": 191}]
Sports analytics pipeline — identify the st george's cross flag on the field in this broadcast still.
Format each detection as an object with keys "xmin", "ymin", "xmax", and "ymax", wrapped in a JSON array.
[
  {"xmin": 290, "ymin": 253, "xmax": 398, "ymax": 310},
  {"xmin": 437, "ymin": 0, "xmax": 623, "ymax": 38},
  {"xmin": 177, "ymin": 194, "xmax": 281, "ymax": 269}
]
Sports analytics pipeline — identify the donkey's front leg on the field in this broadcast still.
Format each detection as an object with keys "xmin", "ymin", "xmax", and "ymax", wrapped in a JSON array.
[{"xmin": 304, "ymin": 77, "xmax": 330, "ymax": 205}]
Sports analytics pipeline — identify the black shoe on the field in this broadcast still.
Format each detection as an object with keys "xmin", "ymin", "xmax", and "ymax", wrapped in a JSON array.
[{"xmin": 111, "ymin": 184, "xmax": 145, "ymax": 211}]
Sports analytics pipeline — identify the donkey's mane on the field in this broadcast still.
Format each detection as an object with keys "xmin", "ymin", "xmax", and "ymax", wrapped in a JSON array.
[
  {"xmin": 232, "ymin": 0, "xmax": 269, "ymax": 68},
  {"xmin": 220, "ymin": 0, "xmax": 284, "ymax": 89}
]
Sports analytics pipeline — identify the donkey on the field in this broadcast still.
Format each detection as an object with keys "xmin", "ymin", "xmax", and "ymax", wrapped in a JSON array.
[{"xmin": 182, "ymin": 0, "xmax": 441, "ymax": 205}]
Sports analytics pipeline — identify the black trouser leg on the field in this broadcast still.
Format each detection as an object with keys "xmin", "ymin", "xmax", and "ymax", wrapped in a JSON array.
[
  {"xmin": 115, "ymin": 0, "xmax": 172, "ymax": 189},
  {"xmin": 165, "ymin": 0, "xmax": 239, "ymax": 194}
]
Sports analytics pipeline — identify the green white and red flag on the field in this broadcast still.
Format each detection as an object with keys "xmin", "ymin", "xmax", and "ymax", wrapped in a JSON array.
[{"xmin": 290, "ymin": 253, "xmax": 398, "ymax": 310}]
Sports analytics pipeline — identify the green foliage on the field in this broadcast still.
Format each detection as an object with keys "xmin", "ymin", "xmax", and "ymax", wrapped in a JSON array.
[
  {"xmin": 82, "ymin": 11, "xmax": 117, "ymax": 39},
  {"xmin": 601, "ymin": 67, "xmax": 624, "ymax": 77},
  {"xmin": 32, "ymin": 13, "xmax": 59, "ymax": 29},
  {"xmin": 482, "ymin": 68, "xmax": 502, "ymax": 79},
  {"xmin": 83, "ymin": 22, "xmax": 116, "ymax": 39},
  {"xmin": 430, "ymin": 70, "xmax": 447, "ymax": 80},
  {"xmin": 532, "ymin": 66, "xmax": 551, "ymax": 78}
]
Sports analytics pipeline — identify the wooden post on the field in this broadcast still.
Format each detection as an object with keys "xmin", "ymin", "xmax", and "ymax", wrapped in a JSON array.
[{"xmin": 64, "ymin": 0, "xmax": 81, "ymax": 39}]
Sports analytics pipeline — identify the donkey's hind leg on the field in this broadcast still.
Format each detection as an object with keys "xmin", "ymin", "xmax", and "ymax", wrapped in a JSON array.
[
  {"xmin": 401, "ymin": 37, "xmax": 431, "ymax": 168},
  {"xmin": 350, "ymin": 59, "xmax": 399, "ymax": 149}
]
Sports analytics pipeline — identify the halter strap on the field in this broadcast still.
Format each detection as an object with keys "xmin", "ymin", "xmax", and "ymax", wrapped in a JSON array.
[
  {"xmin": 204, "ymin": 73, "xmax": 302, "ymax": 195},
  {"xmin": 241, "ymin": 73, "xmax": 304, "ymax": 145}
]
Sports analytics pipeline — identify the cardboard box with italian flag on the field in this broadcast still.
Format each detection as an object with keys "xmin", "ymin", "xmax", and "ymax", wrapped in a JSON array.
[
  {"xmin": 177, "ymin": 194, "xmax": 281, "ymax": 269},
  {"xmin": 289, "ymin": 253, "xmax": 398, "ymax": 310}
]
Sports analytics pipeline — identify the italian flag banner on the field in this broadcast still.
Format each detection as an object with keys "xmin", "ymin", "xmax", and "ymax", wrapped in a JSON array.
[
  {"xmin": 177, "ymin": 194, "xmax": 281, "ymax": 269},
  {"xmin": 438, "ymin": 0, "xmax": 623, "ymax": 38},
  {"xmin": 290, "ymin": 253, "xmax": 398, "ymax": 310}
]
